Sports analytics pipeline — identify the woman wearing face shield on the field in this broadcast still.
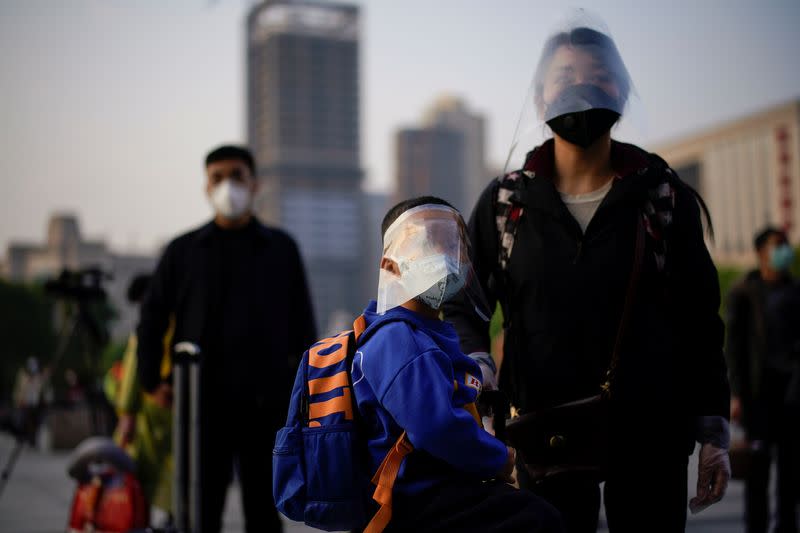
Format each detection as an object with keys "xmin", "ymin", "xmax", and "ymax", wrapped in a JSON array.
[{"xmin": 443, "ymin": 10, "xmax": 731, "ymax": 533}]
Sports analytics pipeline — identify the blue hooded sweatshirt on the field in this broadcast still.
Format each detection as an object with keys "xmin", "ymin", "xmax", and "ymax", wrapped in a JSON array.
[{"xmin": 352, "ymin": 301, "xmax": 508, "ymax": 497}]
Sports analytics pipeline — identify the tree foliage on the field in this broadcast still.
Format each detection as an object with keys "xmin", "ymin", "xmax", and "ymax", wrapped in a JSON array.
[
  {"xmin": 0, "ymin": 280, "xmax": 119, "ymax": 404},
  {"xmin": 0, "ymin": 280, "xmax": 56, "ymax": 403}
]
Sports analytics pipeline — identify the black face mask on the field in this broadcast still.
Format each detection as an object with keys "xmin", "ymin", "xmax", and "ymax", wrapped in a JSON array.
[{"xmin": 544, "ymin": 84, "xmax": 621, "ymax": 148}]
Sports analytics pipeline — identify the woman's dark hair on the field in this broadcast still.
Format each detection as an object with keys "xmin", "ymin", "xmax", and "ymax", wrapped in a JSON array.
[
  {"xmin": 689, "ymin": 184, "xmax": 715, "ymax": 241},
  {"xmin": 534, "ymin": 27, "xmax": 631, "ymax": 108},
  {"xmin": 666, "ymin": 173, "xmax": 715, "ymax": 241},
  {"xmin": 205, "ymin": 145, "xmax": 256, "ymax": 174},
  {"xmin": 381, "ymin": 196, "xmax": 457, "ymax": 238}
]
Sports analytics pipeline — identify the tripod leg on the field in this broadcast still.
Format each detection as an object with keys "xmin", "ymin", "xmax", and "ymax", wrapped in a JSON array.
[
  {"xmin": 49, "ymin": 312, "xmax": 82, "ymax": 373},
  {"xmin": 0, "ymin": 437, "xmax": 25, "ymax": 499}
]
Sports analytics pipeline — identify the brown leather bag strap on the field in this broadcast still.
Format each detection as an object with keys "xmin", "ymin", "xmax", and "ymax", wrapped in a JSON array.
[
  {"xmin": 364, "ymin": 431, "xmax": 414, "ymax": 533},
  {"xmin": 602, "ymin": 212, "xmax": 646, "ymax": 396}
]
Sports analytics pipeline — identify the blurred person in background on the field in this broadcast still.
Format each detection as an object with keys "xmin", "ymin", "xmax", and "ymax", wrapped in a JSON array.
[
  {"xmin": 137, "ymin": 145, "xmax": 316, "ymax": 533},
  {"xmin": 12, "ymin": 356, "xmax": 49, "ymax": 444},
  {"xmin": 63, "ymin": 368, "xmax": 85, "ymax": 405},
  {"xmin": 726, "ymin": 227, "xmax": 800, "ymax": 533},
  {"xmin": 104, "ymin": 273, "xmax": 173, "ymax": 522},
  {"xmin": 444, "ymin": 10, "xmax": 730, "ymax": 532}
]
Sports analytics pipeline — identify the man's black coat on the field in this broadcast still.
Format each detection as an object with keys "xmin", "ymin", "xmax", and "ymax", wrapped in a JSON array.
[{"xmin": 136, "ymin": 218, "xmax": 317, "ymax": 424}]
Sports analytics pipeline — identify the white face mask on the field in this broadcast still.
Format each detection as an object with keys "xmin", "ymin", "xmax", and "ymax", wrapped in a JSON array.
[
  {"xmin": 399, "ymin": 253, "xmax": 467, "ymax": 310},
  {"xmin": 209, "ymin": 180, "xmax": 252, "ymax": 220}
]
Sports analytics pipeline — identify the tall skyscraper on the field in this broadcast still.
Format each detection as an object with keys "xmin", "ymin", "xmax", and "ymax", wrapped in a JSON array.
[
  {"xmin": 363, "ymin": 191, "xmax": 389, "ymax": 302},
  {"xmin": 394, "ymin": 96, "xmax": 487, "ymax": 216},
  {"xmin": 247, "ymin": 1, "xmax": 364, "ymax": 333},
  {"xmin": 422, "ymin": 96, "xmax": 489, "ymax": 212},
  {"xmin": 395, "ymin": 128, "xmax": 467, "ymax": 214}
]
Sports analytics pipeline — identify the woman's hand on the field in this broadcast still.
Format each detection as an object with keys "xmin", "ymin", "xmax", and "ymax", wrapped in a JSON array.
[
  {"xmin": 689, "ymin": 443, "xmax": 730, "ymax": 514},
  {"xmin": 497, "ymin": 446, "xmax": 517, "ymax": 485}
]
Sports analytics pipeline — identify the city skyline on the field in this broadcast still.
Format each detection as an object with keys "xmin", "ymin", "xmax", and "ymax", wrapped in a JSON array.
[
  {"xmin": 1, "ymin": 0, "xmax": 799, "ymax": 257},
  {"xmin": 4, "ymin": 212, "xmax": 155, "ymax": 340}
]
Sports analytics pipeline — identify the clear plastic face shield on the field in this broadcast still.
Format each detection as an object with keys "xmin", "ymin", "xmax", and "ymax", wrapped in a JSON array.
[
  {"xmin": 377, "ymin": 204, "xmax": 491, "ymax": 321},
  {"xmin": 504, "ymin": 9, "xmax": 644, "ymax": 172}
]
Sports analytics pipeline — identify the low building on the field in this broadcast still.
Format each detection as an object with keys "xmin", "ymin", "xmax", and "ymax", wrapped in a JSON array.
[
  {"xmin": 3, "ymin": 214, "xmax": 155, "ymax": 340},
  {"xmin": 653, "ymin": 99, "xmax": 800, "ymax": 265}
]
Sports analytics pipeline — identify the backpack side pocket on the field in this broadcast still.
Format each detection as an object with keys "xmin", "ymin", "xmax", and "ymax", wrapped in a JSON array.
[
  {"xmin": 272, "ymin": 425, "xmax": 305, "ymax": 522},
  {"xmin": 302, "ymin": 423, "xmax": 367, "ymax": 531}
]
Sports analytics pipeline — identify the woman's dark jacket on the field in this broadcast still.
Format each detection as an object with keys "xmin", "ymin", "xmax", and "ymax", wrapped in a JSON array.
[{"xmin": 443, "ymin": 139, "xmax": 730, "ymax": 453}]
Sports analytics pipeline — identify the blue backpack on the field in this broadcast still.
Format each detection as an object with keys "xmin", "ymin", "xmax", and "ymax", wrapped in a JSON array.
[{"xmin": 273, "ymin": 315, "xmax": 413, "ymax": 533}]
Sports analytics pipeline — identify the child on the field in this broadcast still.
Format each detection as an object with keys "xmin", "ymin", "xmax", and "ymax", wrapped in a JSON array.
[{"xmin": 352, "ymin": 196, "xmax": 563, "ymax": 532}]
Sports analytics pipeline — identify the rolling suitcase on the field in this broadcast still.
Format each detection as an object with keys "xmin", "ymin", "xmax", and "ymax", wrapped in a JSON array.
[
  {"xmin": 129, "ymin": 341, "xmax": 203, "ymax": 533},
  {"xmin": 171, "ymin": 341, "xmax": 203, "ymax": 533}
]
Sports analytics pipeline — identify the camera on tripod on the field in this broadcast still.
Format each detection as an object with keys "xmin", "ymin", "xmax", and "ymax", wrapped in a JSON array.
[{"xmin": 44, "ymin": 267, "xmax": 111, "ymax": 302}]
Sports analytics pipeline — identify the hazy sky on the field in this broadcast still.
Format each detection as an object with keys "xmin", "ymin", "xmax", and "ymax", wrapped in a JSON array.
[{"xmin": 1, "ymin": 0, "xmax": 799, "ymax": 256}]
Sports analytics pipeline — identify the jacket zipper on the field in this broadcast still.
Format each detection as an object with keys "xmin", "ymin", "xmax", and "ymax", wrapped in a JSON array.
[{"xmin": 573, "ymin": 239, "xmax": 583, "ymax": 264}]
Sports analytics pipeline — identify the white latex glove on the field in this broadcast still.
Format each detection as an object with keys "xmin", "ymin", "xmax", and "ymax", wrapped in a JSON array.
[
  {"xmin": 689, "ymin": 443, "xmax": 730, "ymax": 514},
  {"xmin": 468, "ymin": 352, "xmax": 498, "ymax": 392}
]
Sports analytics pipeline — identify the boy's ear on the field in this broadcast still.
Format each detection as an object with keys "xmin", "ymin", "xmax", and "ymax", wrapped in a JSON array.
[{"xmin": 380, "ymin": 257, "xmax": 401, "ymax": 276}]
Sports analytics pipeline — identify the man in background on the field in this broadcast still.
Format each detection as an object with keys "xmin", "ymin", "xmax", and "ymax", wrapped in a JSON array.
[
  {"xmin": 137, "ymin": 145, "xmax": 316, "ymax": 532},
  {"xmin": 727, "ymin": 227, "xmax": 800, "ymax": 533}
]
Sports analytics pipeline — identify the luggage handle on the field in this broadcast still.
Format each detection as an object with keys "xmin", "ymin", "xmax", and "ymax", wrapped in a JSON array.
[{"xmin": 172, "ymin": 342, "xmax": 202, "ymax": 533}]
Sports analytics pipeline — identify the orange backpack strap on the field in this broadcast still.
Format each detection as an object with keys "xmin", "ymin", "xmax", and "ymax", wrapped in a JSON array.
[
  {"xmin": 363, "ymin": 431, "xmax": 414, "ymax": 533},
  {"xmin": 352, "ymin": 313, "xmax": 413, "ymax": 533},
  {"xmin": 353, "ymin": 314, "xmax": 367, "ymax": 340}
]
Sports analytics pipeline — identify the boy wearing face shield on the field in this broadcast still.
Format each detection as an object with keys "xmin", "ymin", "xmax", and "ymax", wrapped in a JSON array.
[
  {"xmin": 352, "ymin": 197, "xmax": 563, "ymax": 532},
  {"xmin": 443, "ymin": 10, "xmax": 731, "ymax": 533},
  {"xmin": 726, "ymin": 227, "xmax": 800, "ymax": 533}
]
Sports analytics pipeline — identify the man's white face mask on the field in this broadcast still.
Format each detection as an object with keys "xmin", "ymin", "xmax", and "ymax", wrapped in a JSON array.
[{"xmin": 209, "ymin": 179, "xmax": 252, "ymax": 220}]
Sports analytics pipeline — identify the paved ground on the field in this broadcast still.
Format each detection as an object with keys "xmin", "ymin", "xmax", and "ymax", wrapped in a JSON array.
[
  {"xmin": 597, "ymin": 450, "xmax": 747, "ymax": 532},
  {"xmin": 0, "ymin": 433, "xmax": 763, "ymax": 532},
  {"xmin": 0, "ymin": 433, "xmax": 314, "ymax": 533}
]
